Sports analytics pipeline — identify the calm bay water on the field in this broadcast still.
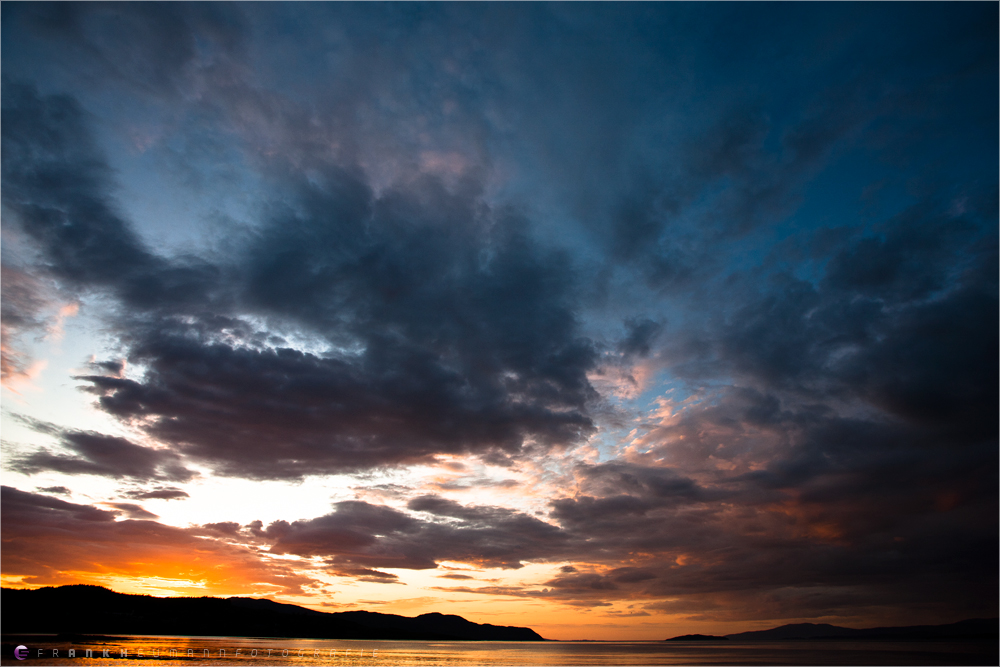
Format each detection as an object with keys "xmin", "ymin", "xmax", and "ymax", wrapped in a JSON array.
[{"xmin": 2, "ymin": 635, "xmax": 996, "ymax": 666}]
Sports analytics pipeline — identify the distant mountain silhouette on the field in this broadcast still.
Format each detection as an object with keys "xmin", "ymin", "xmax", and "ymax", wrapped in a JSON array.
[
  {"xmin": 665, "ymin": 634, "xmax": 728, "ymax": 641},
  {"xmin": 2, "ymin": 585, "xmax": 544, "ymax": 641},
  {"xmin": 724, "ymin": 619, "xmax": 998, "ymax": 641}
]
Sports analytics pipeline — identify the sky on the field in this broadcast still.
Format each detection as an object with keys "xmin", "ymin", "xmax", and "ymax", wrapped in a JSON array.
[{"xmin": 1, "ymin": 2, "xmax": 997, "ymax": 641}]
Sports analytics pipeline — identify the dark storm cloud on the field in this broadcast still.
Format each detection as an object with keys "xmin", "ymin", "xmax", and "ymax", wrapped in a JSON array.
[
  {"xmin": 541, "ymin": 395, "xmax": 997, "ymax": 618},
  {"xmin": 572, "ymin": 462, "xmax": 710, "ymax": 503},
  {"xmin": 12, "ymin": 426, "xmax": 196, "ymax": 482},
  {"xmin": 631, "ymin": 380, "xmax": 997, "ymax": 531},
  {"xmin": 671, "ymin": 205, "xmax": 999, "ymax": 443},
  {"xmin": 62, "ymin": 174, "xmax": 597, "ymax": 478},
  {"xmin": 617, "ymin": 318, "xmax": 662, "ymax": 359},
  {"xmin": 1, "ymin": 82, "xmax": 221, "ymax": 312},
  {"xmin": 260, "ymin": 496, "xmax": 571, "ymax": 571},
  {"xmin": 401, "ymin": 452, "xmax": 993, "ymax": 619},
  {"xmin": 5, "ymin": 2, "xmax": 992, "ymax": 482},
  {"xmin": 2, "ymin": 71, "xmax": 600, "ymax": 479},
  {"xmin": 829, "ymin": 244, "xmax": 998, "ymax": 433},
  {"xmin": 5, "ymin": 458, "xmax": 995, "ymax": 622},
  {"xmin": 247, "ymin": 480, "xmax": 989, "ymax": 616}
]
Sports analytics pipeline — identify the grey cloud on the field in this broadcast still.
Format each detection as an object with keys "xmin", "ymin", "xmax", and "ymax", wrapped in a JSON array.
[
  {"xmin": 12, "ymin": 428, "xmax": 197, "ymax": 482},
  {"xmin": 837, "ymin": 281, "xmax": 997, "ymax": 433},
  {"xmin": 202, "ymin": 522, "xmax": 241, "ymax": 537},
  {"xmin": 542, "ymin": 572, "xmax": 618, "ymax": 592},
  {"xmin": 609, "ymin": 567, "xmax": 658, "ymax": 584},
  {"xmin": 0, "ymin": 264, "xmax": 67, "ymax": 385},
  {"xmin": 3, "ymin": 79, "xmax": 600, "ymax": 479},
  {"xmin": 106, "ymin": 502, "xmax": 159, "ymax": 520},
  {"xmin": 329, "ymin": 568, "xmax": 401, "ymax": 584},
  {"xmin": 1, "ymin": 82, "xmax": 222, "ymax": 312},
  {"xmin": 574, "ymin": 462, "xmax": 708, "ymax": 502},
  {"xmin": 823, "ymin": 214, "xmax": 977, "ymax": 302},
  {"xmin": 262, "ymin": 496, "xmax": 571, "ymax": 572},
  {"xmin": 541, "ymin": 405, "xmax": 997, "ymax": 618},
  {"xmin": 656, "ymin": 189, "xmax": 997, "ymax": 446},
  {"xmin": 2, "ymin": 485, "xmax": 117, "ymax": 525},
  {"xmin": 35, "ymin": 486, "xmax": 72, "ymax": 496},
  {"xmin": 70, "ymin": 176, "xmax": 597, "ymax": 479},
  {"xmin": 617, "ymin": 318, "xmax": 662, "ymax": 359},
  {"xmin": 123, "ymin": 487, "xmax": 190, "ymax": 501},
  {"xmin": 250, "ymin": 485, "xmax": 990, "ymax": 618}
]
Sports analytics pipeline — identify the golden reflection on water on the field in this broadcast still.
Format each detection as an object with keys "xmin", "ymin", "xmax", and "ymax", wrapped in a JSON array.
[{"xmin": 1, "ymin": 635, "xmax": 996, "ymax": 666}]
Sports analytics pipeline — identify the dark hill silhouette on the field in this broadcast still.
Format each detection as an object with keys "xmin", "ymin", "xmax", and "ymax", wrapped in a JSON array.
[
  {"xmin": 665, "ymin": 634, "xmax": 728, "ymax": 641},
  {"xmin": 724, "ymin": 619, "xmax": 998, "ymax": 641},
  {"xmin": 2, "ymin": 585, "xmax": 544, "ymax": 641}
]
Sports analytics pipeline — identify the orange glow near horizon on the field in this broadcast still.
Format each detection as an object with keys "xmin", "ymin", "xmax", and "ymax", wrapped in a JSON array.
[{"xmin": 0, "ymin": 544, "xmax": 899, "ymax": 640}]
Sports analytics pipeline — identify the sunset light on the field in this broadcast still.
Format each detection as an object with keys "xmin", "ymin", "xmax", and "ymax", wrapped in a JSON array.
[{"xmin": 1, "ymin": 2, "xmax": 996, "ymax": 659}]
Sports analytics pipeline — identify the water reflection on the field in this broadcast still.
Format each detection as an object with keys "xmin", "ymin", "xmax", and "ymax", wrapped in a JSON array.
[{"xmin": 1, "ymin": 635, "xmax": 996, "ymax": 666}]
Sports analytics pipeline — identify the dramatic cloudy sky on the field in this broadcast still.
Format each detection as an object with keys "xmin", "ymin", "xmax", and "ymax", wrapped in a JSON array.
[{"xmin": 2, "ymin": 3, "xmax": 996, "ymax": 640}]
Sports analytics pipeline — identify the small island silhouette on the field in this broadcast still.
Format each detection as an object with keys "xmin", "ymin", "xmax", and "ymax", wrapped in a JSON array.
[{"xmin": 665, "ymin": 619, "xmax": 998, "ymax": 642}]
